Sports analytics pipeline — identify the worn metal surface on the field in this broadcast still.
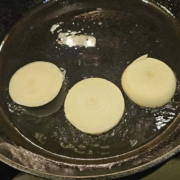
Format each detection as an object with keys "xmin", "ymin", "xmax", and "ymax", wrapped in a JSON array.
[{"xmin": 0, "ymin": 0, "xmax": 180, "ymax": 179}]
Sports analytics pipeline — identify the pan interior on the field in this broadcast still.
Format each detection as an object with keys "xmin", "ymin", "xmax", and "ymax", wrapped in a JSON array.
[{"xmin": 0, "ymin": 0, "xmax": 180, "ymax": 160}]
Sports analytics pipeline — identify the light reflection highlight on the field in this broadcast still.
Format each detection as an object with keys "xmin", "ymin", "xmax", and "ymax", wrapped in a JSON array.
[
  {"xmin": 0, "ymin": 41, "xmax": 4, "ymax": 52},
  {"xmin": 57, "ymin": 32, "xmax": 96, "ymax": 48}
]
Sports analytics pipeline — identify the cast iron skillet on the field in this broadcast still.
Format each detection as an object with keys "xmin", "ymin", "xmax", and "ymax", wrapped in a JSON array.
[{"xmin": 0, "ymin": 0, "xmax": 180, "ymax": 179}]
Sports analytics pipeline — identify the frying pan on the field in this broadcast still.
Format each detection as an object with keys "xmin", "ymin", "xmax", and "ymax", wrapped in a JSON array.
[{"xmin": 0, "ymin": 0, "xmax": 180, "ymax": 179}]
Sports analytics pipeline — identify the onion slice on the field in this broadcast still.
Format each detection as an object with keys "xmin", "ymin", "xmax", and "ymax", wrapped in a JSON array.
[
  {"xmin": 9, "ymin": 61, "xmax": 64, "ymax": 107},
  {"xmin": 121, "ymin": 55, "xmax": 176, "ymax": 108},
  {"xmin": 64, "ymin": 78, "xmax": 125, "ymax": 135}
]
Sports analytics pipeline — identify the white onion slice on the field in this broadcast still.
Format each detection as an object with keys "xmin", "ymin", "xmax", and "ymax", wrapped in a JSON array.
[
  {"xmin": 64, "ymin": 78, "xmax": 125, "ymax": 135},
  {"xmin": 121, "ymin": 55, "xmax": 176, "ymax": 108},
  {"xmin": 9, "ymin": 61, "xmax": 64, "ymax": 107}
]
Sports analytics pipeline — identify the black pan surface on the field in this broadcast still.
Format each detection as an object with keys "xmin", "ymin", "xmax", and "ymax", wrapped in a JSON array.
[{"xmin": 0, "ymin": 0, "xmax": 180, "ymax": 179}]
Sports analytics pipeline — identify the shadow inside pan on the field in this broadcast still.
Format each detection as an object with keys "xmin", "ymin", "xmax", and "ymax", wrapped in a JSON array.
[{"xmin": 0, "ymin": 0, "xmax": 180, "ymax": 160}]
